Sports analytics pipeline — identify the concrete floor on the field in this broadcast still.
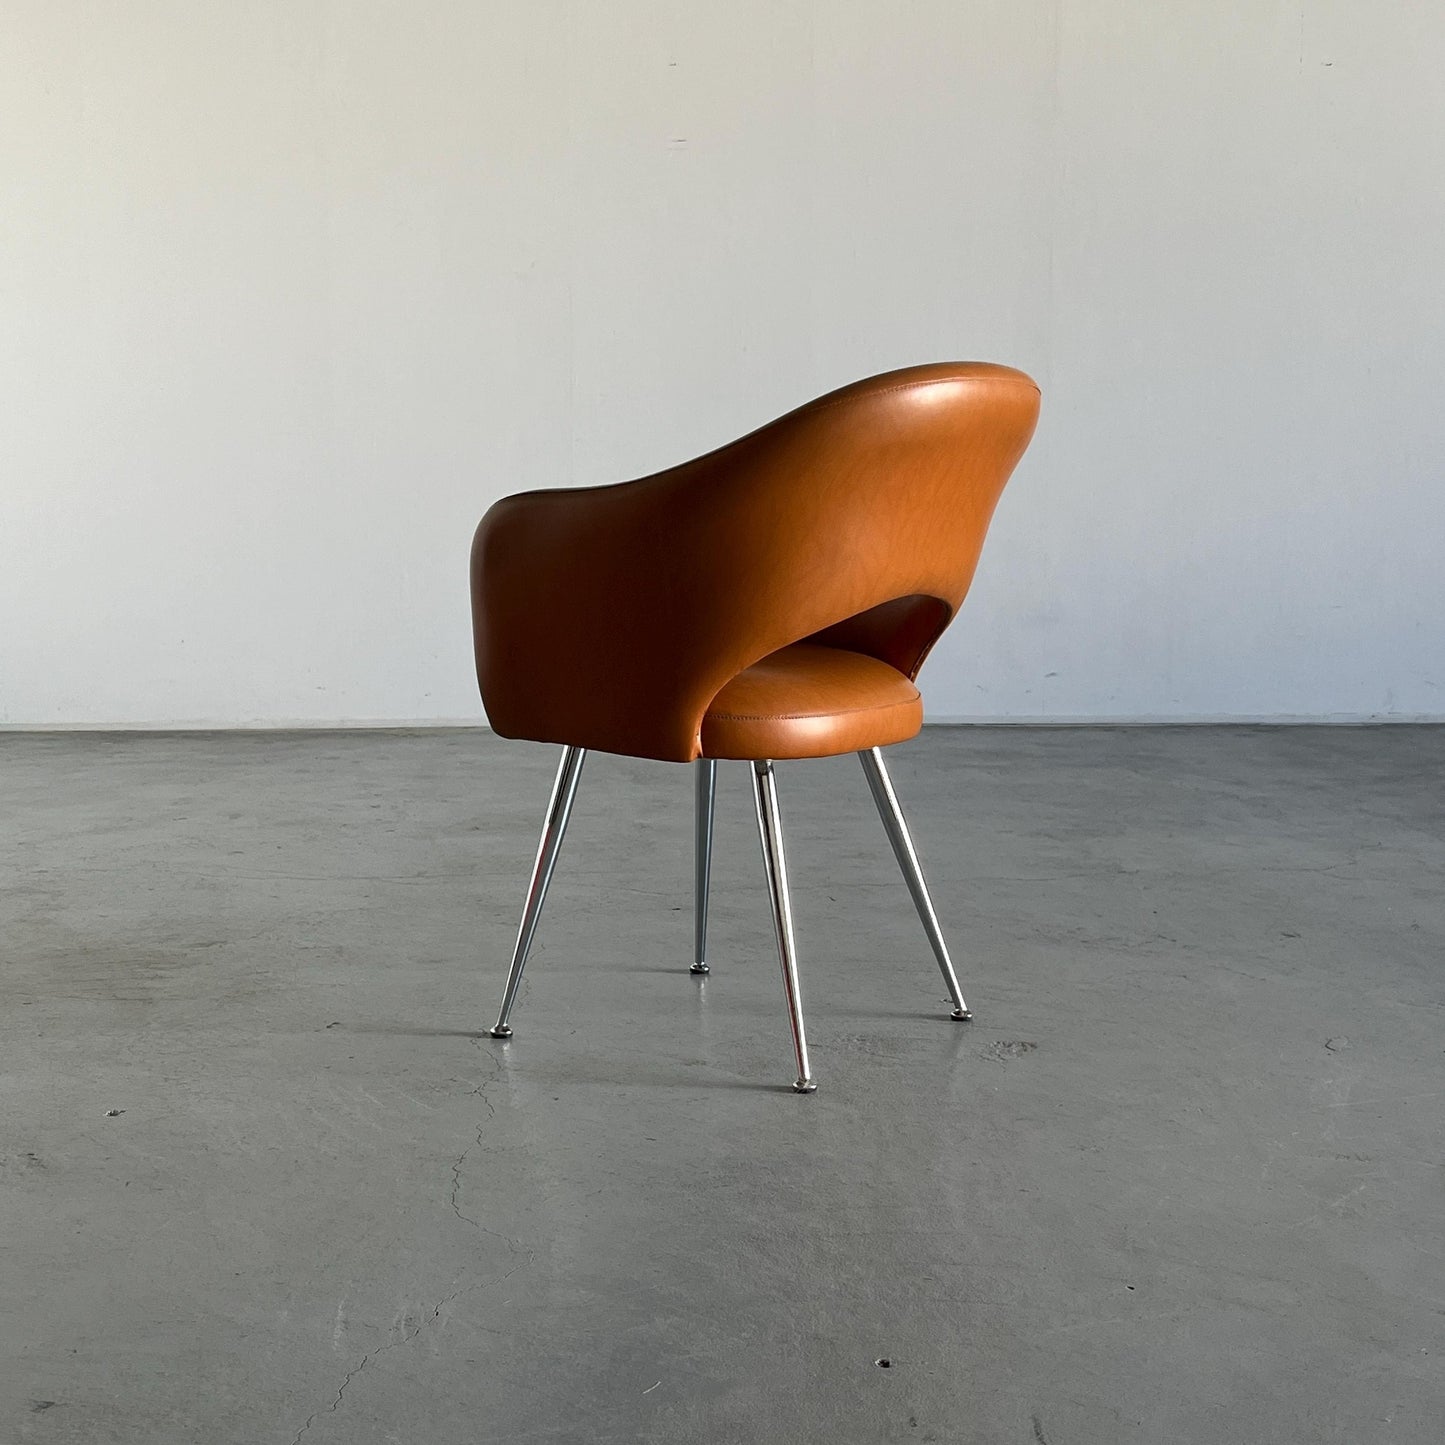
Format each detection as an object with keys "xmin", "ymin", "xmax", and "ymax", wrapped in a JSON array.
[{"xmin": 2, "ymin": 727, "xmax": 1442, "ymax": 1444}]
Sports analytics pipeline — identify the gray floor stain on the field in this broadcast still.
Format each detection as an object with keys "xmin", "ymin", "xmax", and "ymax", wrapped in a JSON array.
[{"xmin": 985, "ymin": 1040, "xmax": 1039, "ymax": 1063}]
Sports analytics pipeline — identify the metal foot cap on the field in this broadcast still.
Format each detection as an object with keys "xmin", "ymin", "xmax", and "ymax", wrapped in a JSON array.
[
  {"xmin": 793, "ymin": 1077, "xmax": 818, "ymax": 1094},
  {"xmin": 689, "ymin": 962, "xmax": 710, "ymax": 975},
  {"xmin": 951, "ymin": 1007, "xmax": 973, "ymax": 1022},
  {"xmin": 489, "ymin": 1024, "xmax": 514, "ymax": 1039}
]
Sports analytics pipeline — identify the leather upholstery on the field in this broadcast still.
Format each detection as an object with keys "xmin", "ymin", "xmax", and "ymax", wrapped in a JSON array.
[
  {"xmin": 700, "ymin": 642, "xmax": 923, "ymax": 760},
  {"xmin": 472, "ymin": 362, "xmax": 1040, "ymax": 762}
]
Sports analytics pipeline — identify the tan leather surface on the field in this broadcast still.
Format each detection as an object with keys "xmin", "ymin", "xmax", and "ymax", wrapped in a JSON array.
[
  {"xmin": 472, "ymin": 362, "xmax": 1040, "ymax": 762},
  {"xmin": 699, "ymin": 643, "xmax": 923, "ymax": 760}
]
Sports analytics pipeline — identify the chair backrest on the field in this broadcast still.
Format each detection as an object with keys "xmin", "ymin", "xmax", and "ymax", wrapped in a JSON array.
[
  {"xmin": 704, "ymin": 362, "xmax": 1041, "ymax": 677},
  {"xmin": 473, "ymin": 363, "xmax": 1040, "ymax": 760}
]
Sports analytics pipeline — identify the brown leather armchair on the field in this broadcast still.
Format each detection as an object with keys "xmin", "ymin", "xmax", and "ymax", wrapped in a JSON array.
[{"xmin": 472, "ymin": 362, "xmax": 1040, "ymax": 1091}]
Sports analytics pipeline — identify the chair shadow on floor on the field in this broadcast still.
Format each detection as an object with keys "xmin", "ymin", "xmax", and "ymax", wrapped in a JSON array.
[
  {"xmin": 322, "ymin": 1020, "xmax": 790, "ymax": 1091},
  {"xmin": 322, "ymin": 1021, "xmax": 489, "ymax": 1040}
]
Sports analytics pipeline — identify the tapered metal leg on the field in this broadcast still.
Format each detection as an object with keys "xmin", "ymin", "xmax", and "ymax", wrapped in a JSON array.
[
  {"xmin": 749, "ymin": 760, "xmax": 817, "ymax": 1092},
  {"xmin": 691, "ymin": 759, "xmax": 717, "ymax": 974},
  {"xmin": 489, "ymin": 746, "xmax": 587, "ymax": 1038},
  {"xmin": 858, "ymin": 747, "xmax": 972, "ymax": 1021}
]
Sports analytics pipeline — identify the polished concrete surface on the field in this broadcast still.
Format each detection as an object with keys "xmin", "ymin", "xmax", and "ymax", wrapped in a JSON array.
[{"xmin": 3, "ymin": 727, "xmax": 1442, "ymax": 1444}]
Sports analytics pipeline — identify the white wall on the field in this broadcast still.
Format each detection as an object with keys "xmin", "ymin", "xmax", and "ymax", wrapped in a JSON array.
[{"xmin": 2, "ymin": 2, "xmax": 1441, "ymax": 727}]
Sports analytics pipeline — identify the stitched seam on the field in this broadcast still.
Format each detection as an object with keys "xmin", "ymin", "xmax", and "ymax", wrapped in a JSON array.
[{"xmin": 707, "ymin": 697, "xmax": 920, "ymax": 723}]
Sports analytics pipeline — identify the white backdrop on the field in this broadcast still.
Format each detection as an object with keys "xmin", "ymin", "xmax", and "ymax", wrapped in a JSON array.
[{"xmin": 3, "ymin": 2, "xmax": 1442, "ymax": 726}]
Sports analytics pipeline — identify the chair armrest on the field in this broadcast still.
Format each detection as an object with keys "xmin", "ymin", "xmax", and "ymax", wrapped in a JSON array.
[{"xmin": 471, "ymin": 469, "xmax": 744, "ymax": 762}]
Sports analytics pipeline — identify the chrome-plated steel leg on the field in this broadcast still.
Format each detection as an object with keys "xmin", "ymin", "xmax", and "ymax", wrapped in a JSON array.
[
  {"xmin": 691, "ymin": 759, "xmax": 717, "ymax": 974},
  {"xmin": 858, "ymin": 747, "xmax": 972, "ymax": 1021},
  {"xmin": 750, "ymin": 760, "xmax": 817, "ymax": 1093},
  {"xmin": 490, "ymin": 745, "xmax": 587, "ymax": 1039}
]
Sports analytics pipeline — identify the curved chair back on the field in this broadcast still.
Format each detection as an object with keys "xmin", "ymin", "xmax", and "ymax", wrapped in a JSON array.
[{"xmin": 473, "ymin": 362, "xmax": 1040, "ymax": 761}]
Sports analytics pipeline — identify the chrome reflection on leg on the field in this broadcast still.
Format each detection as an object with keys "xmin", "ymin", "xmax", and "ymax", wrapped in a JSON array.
[
  {"xmin": 750, "ymin": 760, "xmax": 817, "ymax": 1092},
  {"xmin": 691, "ymin": 758, "xmax": 717, "ymax": 974},
  {"xmin": 489, "ymin": 745, "xmax": 587, "ymax": 1038},
  {"xmin": 858, "ymin": 747, "xmax": 972, "ymax": 1021}
]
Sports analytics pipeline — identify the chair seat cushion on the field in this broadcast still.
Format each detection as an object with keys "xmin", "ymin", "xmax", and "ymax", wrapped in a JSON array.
[{"xmin": 699, "ymin": 644, "xmax": 923, "ymax": 760}]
